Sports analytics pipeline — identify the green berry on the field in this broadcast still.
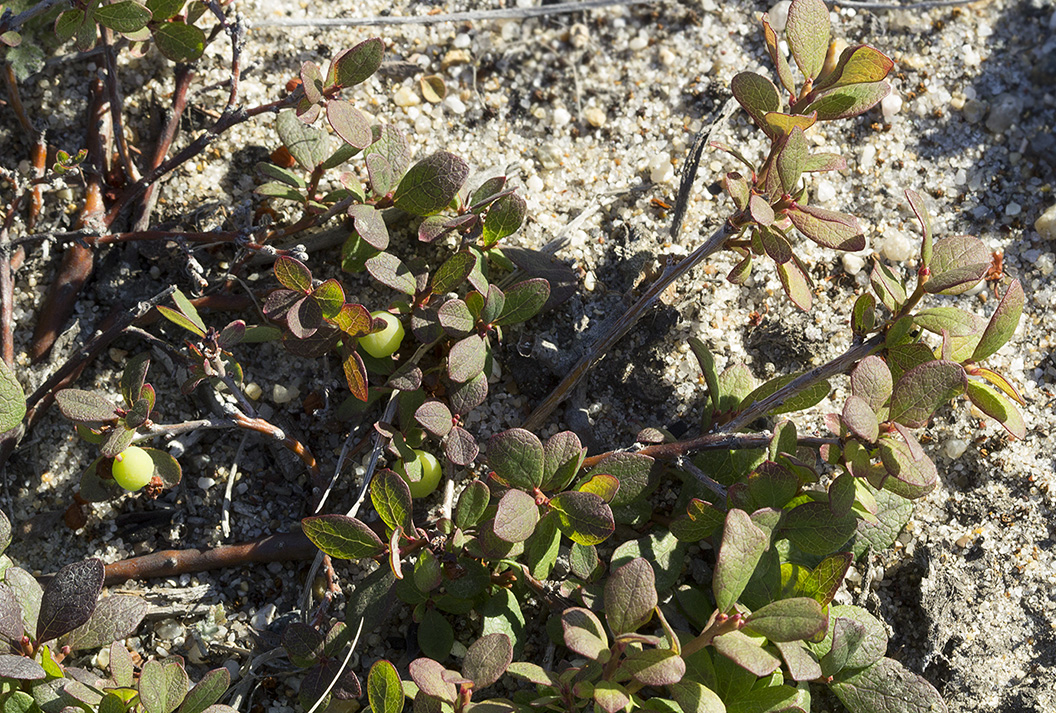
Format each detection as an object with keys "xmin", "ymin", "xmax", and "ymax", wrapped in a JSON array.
[
  {"xmin": 359, "ymin": 311, "xmax": 405, "ymax": 359},
  {"xmin": 111, "ymin": 446, "xmax": 155, "ymax": 491},
  {"xmin": 394, "ymin": 450, "xmax": 442, "ymax": 498}
]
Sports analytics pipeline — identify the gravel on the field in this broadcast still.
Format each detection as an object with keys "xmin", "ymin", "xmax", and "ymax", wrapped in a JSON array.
[{"xmin": 1, "ymin": 0, "xmax": 1054, "ymax": 711}]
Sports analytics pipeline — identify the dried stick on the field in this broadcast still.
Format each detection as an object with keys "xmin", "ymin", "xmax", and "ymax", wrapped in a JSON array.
[
  {"xmin": 100, "ymin": 29, "xmax": 140, "ymax": 183},
  {"xmin": 248, "ymin": 0, "xmax": 656, "ymax": 28}
]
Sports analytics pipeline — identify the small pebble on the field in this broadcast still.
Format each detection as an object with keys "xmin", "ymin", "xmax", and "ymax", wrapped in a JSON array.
[
  {"xmin": 444, "ymin": 95, "xmax": 466, "ymax": 114},
  {"xmin": 223, "ymin": 660, "xmax": 240, "ymax": 682},
  {"xmin": 815, "ymin": 180, "xmax": 836, "ymax": 203},
  {"xmin": 962, "ymin": 99, "xmax": 987, "ymax": 124},
  {"xmin": 880, "ymin": 230, "xmax": 915, "ymax": 262},
  {"xmin": 842, "ymin": 253, "xmax": 866, "ymax": 276},
  {"xmin": 629, "ymin": 33, "xmax": 649, "ymax": 51},
  {"xmin": 768, "ymin": 0, "xmax": 791, "ymax": 32},
  {"xmin": 537, "ymin": 143, "xmax": 562, "ymax": 170},
  {"xmin": 108, "ymin": 348, "xmax": 128, "ymax": 364},
  {"xmin": 881, "ymin": 93, "xmax": 903, "ymax": 123},
  {"xmin": 272, "ymin": 384, "xmax": 299, "ymax": 404},
  {"xmin": 649, "ymin": 153, "xmax": 674, "ymax": 183},
  {"xmin": 985, "ymin": 93, "xmax": 1023, "ymax": 134},
  {"xmin": 155, "ymin": 619, "xmax": 185, "ymax": 640},
  {"xmin": 1034, "ymin": 203, "xmax": 1056, "ymax": 240},
  {"xmin": 944, "ymin": 438, "xmax": 968, "ymax": 460},
  {"xmin": 393, "ymin": 86, "xmax": 420, "ymax": 107},
  {"xmin": 245, "ymin": 382, "xmax": 262, "ymax": 400},
  {"xmin": 441, "ymin": 49, "xmax": 471, "ymax": 70},
  {"xmin": 197, "ymin": 477, "xmax": 216, "ymax": 490},
  {"xmin": 584, "ymin": 106, "xmax": 606, "ymax": 128},
  {"xmin": 552, "ymin": 107, "xmax": 572, "ymax": 127},
  {"xmin": 252, "ymin": 603, "xmax": 277, "ymax": 630},
  {"xmin": 1004, "ymin": 202, "xmax": 1021, "ymax": 217},
  {"xmin": 955, "ymin": 534, "xmax": 973, "ymax": 548},
  {"xmin": 453, "ymin": 33, "xmax": 471, "ymax": 49}
]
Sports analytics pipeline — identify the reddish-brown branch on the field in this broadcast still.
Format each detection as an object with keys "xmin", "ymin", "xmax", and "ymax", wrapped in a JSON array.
[{"xmin": 100, "ymin": 531, "xmax": 317, "ymax": 586}]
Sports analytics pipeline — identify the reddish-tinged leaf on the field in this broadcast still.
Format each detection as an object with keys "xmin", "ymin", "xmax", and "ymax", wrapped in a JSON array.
[
  {"xmin": 366, "ymin": 253, "xmax": 416, "ymax": 295},
  {"xmin": 448, "ymin": 334, "xmax": 486, "ymax": 383},
  {"xmin": 787, "ymin": 204, "xmax": 865, "ymax": 251},
  {"xmin": 712, "ymin": 630, "xmax": 781, "ymax": 676},
  {"xmin": 542, "ymin": 431, "xmax": 586, "ymax": 491},
  {"xmin": 561, "ymin": 608, "xmax": 608, "ymax": 660},
  {"xmin": 299, "ymin": 60, "xmax": 324, "ymax": 105},
  {"xmin": 713, "ymin": 510, "xmax": 769, "ymax": 612},
  {"xmin": 775, "ymin": 640, "xmax": 822, "ymax": 682},
  {"xmin": 842, "ymin": 395, "xmax": 879, "ymax": 442},
  {"xmin": 349, "ymin": 203, "xmax": 390, "ymax": 251},
  {"xmin": 463, "ymin": 633, "xmax": 513, "ymax": 688},
  {"xmin": 973, "ymin": 279, "xmax": 1023, "ymax": 362},
  {"xmin": 0, "ymin": 654, "xmax": 45, "ymax": 680},
  {"xmin": 0, "ymin": 585, "xmax": 23, "ymax": 643},
  {"xmin": 593, "ymin": 682, "xmax": 630, "ymax": 713},
  {"xmin": 888, "ymin": 360, "xmax": 966, "ymax": 428},
  {"xmin": 415, "ymin": 400, "xmax": 453, "ymax": 437},
  {"xmin": 409, "ymin": 659, "xmax": 456, "ymax": 703},
  {"xmin": 905, "ymin": 189, "xmax": 933, "ymax": 266},
  {"xmin": 914, "ymin": 307, "xmax": 986, "ymax": 362},
  {"xmin": 274, "ymin": 256, "xmax": 313, "ymax": 293},
  {"xmin": 371, "ymin": 469, "xmax": 414, "ymax": 533},
  {"xmin": 282, "ymin": 623, "xmax": 325, "ymax": 668},
  {"xmin": 762, "ymin": 15, "xmax": 795, "ymax": 94},
  {"xmin": 328, "ymin": 100, "xmax": 373, "ymax": 149},
  {"xmin": 65, "ymin": 594, "xmax": 147, "ymax": 651},
  {"xmin": 804, "ymin": 81, "xmax": 891, "ymax": 121},
  {"xmin": 777, "ymin": 255, "xmax": 813, "ymax": 311},
  {"xmin": 341, "ymin": 344, "xmax": 369, "ymax": 402},
  {"xmin": 749, "ymin": 194, "xmax": 775, "ymax": 226},
  {"xmin": 328, "ymin": 38, "xmax": 384, "ymax": 88},
  {"xmin": 622, "ymin": 649, "xmax": 685, "ymax": 686},
  {"xmin": 493, "ymin": 490, "xmax": 539, "ymax": 543},
  {"xmin": 966, "ymin": 380, "xmax": 1025, "ymax": 439},
  {"xmin": 731, "ymin": 72, "xmax": 780, "ymax": 130},
  {"xmin": 445, "ymin": 425, "xmax": 479, "ymax": 466},
  {"xmin": 802, "ymin": 152, "xmax": 847, "ymax": 172},
  {"xmin": 139, "ymin": 658, "xmax": 189, "ymax": 713},
  {"xmin": 925, "ymin": 235, "xmax": 990, "ymax": 294},
  {"xmin": 604, "ymin": 558, "xmax": 656, "ymax": 635},
  {"xmin": 393, "ymin": 152, "xmax": 469, "ymax": 216},
  {"xmin": 487, "ymin": 429, "xmax": 544, "ymax": 490},
  {"xmin": 37, "ymin": 558, "xmax": 103, "ymax": 644},
  {"xmin": 816, "ymin": 44, "xmax": 894, "ymax": 90},
  {"xmin": 449, "ymin": 372, "xmax": 488, "ymax": 415},
  {"xmin": 55, "ymin": 389, "xmax": 118, "ymax": 423},
  {"xmin": 877, "ymin": 432, "xmax": 938, "ymax": 499},
  {"xmin": 179, "ymin": 668, "xmax": 231, "ymax": 713},
  {"xmin": 549, "ymin": 491, "xmax": 615, "ymax": 546},
  {"xmin": 586, "ymin": 452, "xmax": 655, "ymax": 507},
  {"xmin": 831, "ymin": 657, "xmax": 948, "ymax": 713},
  {"xmin": 850, "ymin": 356, "xmax": 893, "ymax": 412},
  {"xmin": 724, "ymin": 172, "xmax": 750, "ymax": 210},
  {"xmin": 785, "ymin": 0, "xmax": 830, "ymax": 80}
]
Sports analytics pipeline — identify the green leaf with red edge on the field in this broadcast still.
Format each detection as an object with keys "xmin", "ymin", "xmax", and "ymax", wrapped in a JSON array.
[
  {"xmin": 905, "ymin": 189, "xmax": 933, "ymax": 266},
  {"xmin": 777, "ymin": 256, "xmax": 813, "ymax": 311},
  {"xmin": 877, "ymin": 430, "xmax": 938, "ymax": 499},
  {"xmin": 445, "ymin": 425, "xmax": 479, "ymax": 467},
  {"xmin": 724, "ymin": 172, "xmax": 750, "ymax": 210},
  {"xmin": 549, "ymin": 491, "xmax": 615, "ymax": 546},
  {"xmin": 430, "ymin": 251, "xmax": 475, "ymax": 295},
  {"xmin": 341, "ymin": 344, "xmax": 369, "ymax": 402},
  {"xmin": 449, "ymin": 372, "xmax": 488, "ymax": 415},
  {"xmin": 787, "ymin": 204, "xmax": 865, "ymax": 251},
  {"xmin": 303, "ymin": 514, "xmax": 385, "ymax": 559},
  {"xmin": 785, "ymin": 0, "xmax": 830, "ymax": 80},
  {"xmin": 758, "ymin": 226, "xmax": 792, "ymax": 265},
  {"xmin": 367, "ymin": 660, "xmax": 403, "ymax": 713},
  {"xmin": 482, "ymin": 193, "xmax": 527, "ymax": 247},
  {"xmin": 328, "ymin": 38, "xmax": 385, "ymax": 88},
  {"xmin": 495, "ymin": 279, "xmax": 549, "ymax": 326},
  {"xmin": 777, "ymin": 126, "xmax": 808, "ymax": 194},
  {"xmin": 364, "ymin": 124, "xmax": 410, "ymax": 196},
  {"xmin": 712, "ymin": 630, "xmax": 782, "ymax": 676},
  {"xmin": 972, "ymin": 279, "xmax": 1023, "ymax": 362},
  {"xmin": 313, "ymin": 279, "xmax": 345, "ymax": 320},
  {"xmin": 842, "ymin": 395, "xmax": 879, "ymax": 442},
  {"xmin": 415, "ymin": 400, "xmax": 453, "ymax": 437},
  {"xmin": 393, "ymin": 152, "xmax": 469, "ymax": 216},
  {"xmin": 101, "ymin": 426, "xmax": 136, "ymax": 459},
  {"xmin": 561, "ymin": 607, "xmax": 608, "ymax": 661},
  {"xmin": 622, "ymin": 649, "xmax": 685, "ymax": 687},
  {"xmin": 438, "ymin": 298, "xmax": 474, "ymax": 338},
  {"xmin": 463, "ymin": 633, "xmax": 513, "ymax": 688},
  {"xmin": 762, "ymin": 110, "xmax": 817, "ymax": 138},
  {"xmin": 408, "ymin": 658, "xmax": 456, "ymax": 703},
  {"xmin": 95, "ymin": 1, "xmax": 151, "ymax": 32},
  {"xmin": 713, "ymin": 509, "xmax": 769, "ymax": 612},
  {"xmin": 782, "ymin": 502, "xmax": 856, "ymax": 555},
  {"xmin": 763, "ymin": 14, "xmax": 795, "ymax": 94},
  {"xmin": 366, "ymin": 252, "xmax": 416, "ymax": 295},
  {"xmin": 749, "ymin": 195, "xmax": 775, "ymax": 226},
  {"xmin": 371, "ymin": 469, "xmax": 414, "ymax": 533},
  {"xmin": 300, "ymin": 61, "xmax": 324, "ymax": 106},
  {"xmin": 775, "ymin": 640, "xmax": 822, "ymax": 682},
  {"xmin": 966, "ymin": 380, "xmax": 1025, "ymax": 439},
  {"xmin": 586, "ymin": 452, "xmax": 655, "ymax": 507},
  {"xmin": 327, "ymin": 100, "xmax": 373, "ymax": 149},
  {"xmin": 487, "ymin": 428, "xmax": 544, "ymax": 491},
  {"xmin": 493, "ymin": 490, "xmax": 539, "ymax": 543},
  {"xmin": 831, "ymin": 657, "xmax": 948, "ymax": 713},
  {"xmin": 542, "ymin": 431, "xmax": 586, "ymax": 491},
  {"xmin": 803, "ymin": 152, "xmax": 848, "ymax": 172},
  {"xmin": 744, "ymin": 597, "xmax": 827, "ymax": 642},
  {"xmin": 55, "ymin": 389, "xmax": 118, "ymax": 423},
  {"xmin": 349, "ymin": 203, "xmax": 389, "ymax": 250},
  {"xmin": 816, "ymin": 44, "xmax": 895, "ymax": 91},
  {"xmin": 805, "ymin": 552, "xmax": 853, "ymax": 606},
  {"xmin": 274, "ymin": 256, "xmax": 313, "ymax": 293},
  {"xmin": 0, "ymin": 655, "xmax": 44, "ymax": 681},
  {"xmin": 448, "ymin": 334, "xmax": 486, "ymax": 383},
  {"xmin": 594, "ymin": 681, "xmax": 630, "ymax": 713},
  {"xmin": 730, "ymin": 72, "xmax": 780, "ymax": 130},
  {"xmin": 850, "ymin": 355, "xmax": 893, "ymax": 413},
  {"xmin": 179, "ymin": 668, "xmax": 232, "ymax": 713},
  {"xmin": 604, "ymin": 557, "xmax": 657, "ymax": 635},
  {"xmin": 888, "ymin": 360, "xmax": 966, "ymax": 428},
  {"xmin": 804, "ymin": 81, "xmax": 890, "ymax": 121},
  {"xmin": 925, "ymin": 235, "xmax": 990, "ymax": 294},
  {"xmin": 577, "ymin": 474, "xmax": 619, "ymax": 503}
]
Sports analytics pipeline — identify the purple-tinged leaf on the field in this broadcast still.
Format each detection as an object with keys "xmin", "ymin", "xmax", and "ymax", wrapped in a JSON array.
[
  {"xmin": 785, "ymin": 0, "xmax": 830, "ymax": 80},
  {"xmin": 744, "ymin": 597, "xmax": 827, "ymax": 642},
  {"xmin": 542, "ymin": 431, "xmax": 586, "ymax": 491},
  {"xmin": 299, "ymin": 60, "xmax": 324, "ymax": 106},
  {"xmin": 669, "ymin": 680, "xmax": 725, "ymax": 713},
  {"xmin": 777, "ymin": 127, "xmax": 808, "ymax": 193},
  {"xmin": 463, "ymin": 633, "xmax": 512, "ymax": 688},
  {"xmin": 449, "ymin": 372, "xmax": 488, "ymax": 416},
  {"xmin": 303, "ymin": 514, "xmax": 385, "ymax": 559},
  {"xmin": 888, "ymin": 360, "xmax": 966, "ymax": 428},
  {"xmin": 409, "ymin": 660, "xmax": 456, "ymax": 703},
  {"xmin": 349, "ymin": 203, "xmax": 389, "ymax": 251},
  {"xmin": 445, "ymin": 425, "xmax": 479, "ymax": 466},
  {"xmin": 604, "ymin": 558, "xmax": 656, "ymax": 635},
  {"xmin": 728, "ymin": 253, "xmax": 753, "ymax": 284},
  {"xmin": 430, "ymin": 251, "xmax": 475, "ymax": 295},
  {"xmin": 65, "ymin": 595, "xmax": 147, "ymax": 651},
  {"xmin": 730, "ymin": 72, "xmax": 780, "ymax": 131},
  {"xmin": 482, "ymin": 193, "xmax": 527, "ymax": 247},
  {"xmin": 842, "ymin": 395, "xmax": 879, "ymax": 442},
  {"xmin": 274, "ymin": 256, "xmax": 313, "ymax": 293},
  {"xmin": 905, "ymin": 189, "xmax": 933, "ymax": 266},
  {"xmin": 370, "ymin": 469, "xmax": 414, "ymax": 533},
  {"xmin": 480, "ymin": 284, "xmax": 506, "ymax": 326},
  {"xmin": 387, "ymin": 363, "xmax": 422, "ymax": 392},
  {"xmin": 877, "ymin": 432, "xmax": 938, "ymax": 499},
  {"xmin": 438, "ymin": 298, "xmax": 474, "ymax": 338},
  {"xmin": 282, "ymin": 622, "xmax": 325, "ymax": 668},
  {"xmin": 850, "ymin": 356, "xmax": 893, "ymax": 413},
  {"xmin": 787, "ymin": 204, "xmax": 865, "ymax": 251},
  {"xmin": 712, "ymin": 630, "xmax": 781, "ymax": 676},
  {"xmin": 621, "ymin": 649, "xmax": 685, "ymax": 686},
  {"xmin": 487, "ymin": 428, "xmax": 544, "ymax": 490},
  {"xmin": 287, "ymin": 295, "xmax": 322, "ymax": 339},
  {"xmin": 0, "ymin": 654, "xmax": 45, "ymax": 680},
  {"xmin": 366, "ymin": 252, "xmax": 416, "ymax": 295},
  {"xmin": 815, "ymin": 44, "xmax": 895, "ymax": 91},
  {"xmin": 276, "ymin": 109, "xmax": 332, "ymax": 169},
  {"xmin": 493, "ymin": 490, "xmax": 539, "ymax": 543},
  {"xmin": 587, "ymin": 452, "xmax": 655, "ymax": 507},
  {"xmin": 561, "ymin": 607, "xmax": 608, "ymax": 660},
  {"xmin": 724, "ymin": 172, "xmax": 750, "ymax": 210},
  {"xmin": 802, "ymin": 152, "xmax": 847, "ymax": 172},
  {"xmin": 966, "ymin": 380, "xmax": 1025, "ymax": 439},
  {"xmin": 777, "ymin": 256, "xmax": 813, "ymax": 311},
  {"xmin": 924, "ymin": 234, "xmax": 990, "ymax": 295},
  {"xmin": 762, "ymin": 14, "xmax": 795, "ymax": 94},
  {"xmin": 328, "ymin": 38, "xmax": 384, "ymax": 88},
  {"xmin": 179, "ymin": 668, "xmax": 231, "ymax": 713},
  {"xmin": 415, "ymin": 400, "xmax": 453, "ymax": 437},
  {"xmin": 448, "ymin": 334, "xmax": 487, "ymax": 383},
  {"xmin": 973, "ymin": 279, "xmax": 1023, "ymax": 362},
  {"xmin": 55, "ymin": 389, "xmax": 118, "ymax": 424},
  {"xmin": 0, "ymin": 584, "xmax": 23, "ymax": 643},
  {"xmin": 139, "ymin": 658, "xmax": 189, "ymax": 713},
  {"xmin": 393, "ymin": 152, "xmax": 469, "ymax": 217},
  {"xmin": 549, "ymin": 491, "xmax": 615, "ymax": 546},
  {"xmin": 713, "ymin": 509, "xmax": 769, "ymax": 612},
  {"xmin": 775, "ymin": 640, "xmax": 822, "ymax": 682},
  {"xmin": 411, "ymin": 302, "xmax": 443, "ymax": 344},
  {"xmin": 367, "ymin": 660, "xmax": 403, "ymax": 713},
  {"xmin": 749, "ymin": 194, "xmax": 775, "ymax": 226},
  {"xmin": 783, "ymin": 502, "xmax": 856, "ymax": 555},
  {"xmin": 594, "ymin": 682, "xmax": 630, "ymax": 713},
  {"xmin": 805, "ymin": 81, "xmax": 891, "ymax": 121},
  {"xmin": 495, "ymin": 279, "xmax": 549, "ymax": 326},
  {"xmin": 831, "ymin": 657, "xmax": 948, "ymax": 713},
  {"xmin": 327, "ymin": 100, "xmax": 373, "ymax": 149},
  {"xmin": 37, "ymin": 558, "xmax": 103, "ymax": 644}
]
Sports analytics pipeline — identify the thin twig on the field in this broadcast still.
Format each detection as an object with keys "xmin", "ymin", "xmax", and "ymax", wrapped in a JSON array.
[
  {"xmin": 305, "ymin": 619, "xmax": 364, "ymax": 713},
  {"xmin": 0, "ymin": 0, "xmax": 71, "ymax": 34},
  {"xmin": 670, "ymin": 98, "xmax": 738, "ymax": 240},
  {"xmin": 247, "ymin": 0, "xmax": 657, "ymax": 28},
  {"xmin": 221, "ymin": 433, "xmax": 248, "ymax": 538},
  {"xmin": 523, "ymin": 222, "xmax": 732, "ymax": 430},
  {"xmin": 100, "ymin": 29, "xmax": 140, "ymax": 183}
]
